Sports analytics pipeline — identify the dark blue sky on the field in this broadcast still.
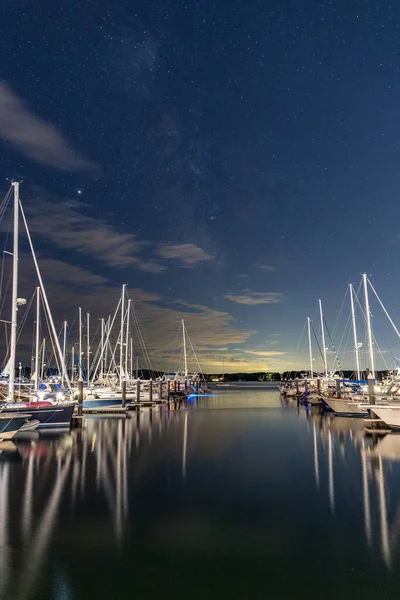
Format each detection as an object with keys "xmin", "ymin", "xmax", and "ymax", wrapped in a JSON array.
[{"xmin": 1, "ymin": 1, "xmax": 400, "ymax": 372}]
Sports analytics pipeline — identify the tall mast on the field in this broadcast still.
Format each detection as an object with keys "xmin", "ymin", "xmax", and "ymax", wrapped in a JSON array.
[
  {"xmin": 136, "ymin": 355, "xmax": 139, "ymax": 379},
  {"xmin": 182, "ymin": 319, "xmax": 188, "ymax": 377},
  {"xmin": 124, "ymin": 299, "xmax": 131, "ymax": 380},
  {"xmin": 34, "ymin": 287, "xmax": 40, "ymax": 391},
  {"xmin": 319, "ymin": 299, "xmax": 328, "ymax": 378},
  {"xmin": 120, "ymin": 284, "xmax": 126, "ymax": 386},
  {"xmin": 349, "ymin": 284, "xmax": 361, "ymax": 380},
  {"xmin": 105, "ymin": 315, "xmax": 110, "ymax": 374},
  {"xmin": 130, "ymin": 338, "xmax": 133, "ymax": 380},
  {"xmin": 100, "ymin": 318, "xmax": 105, "ymax": 376},
  {"xmin": 62, "ymin": 320, "xmax": 67, "ymax": 386},
  {"xmin": 78, "ymin": 307, "xmax": 82, "ymax": 381},
  {"xmin": 41, "ymin": 338, "xmax": 46, "ymax": 380},
  {"xmin": 71, "ymin": 345, "xmax": 75, "ymax": 381},
  {"xmin": 86, "ymin": 312, "xmax": 90, "ymax": 382},
  {"xmin": 8, "ymin": 181, "xmax": 19, "ymax": 400},
  {"xmin": 307, "ymin": 317, "xmax": 313, "ymax": 378},
  {"xmin": 363, "ymin": 273, "xmax": 375, "ymax": 378}
]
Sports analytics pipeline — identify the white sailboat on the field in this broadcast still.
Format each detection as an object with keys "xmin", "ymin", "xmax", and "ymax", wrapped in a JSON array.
[{"xmin": 0, "ymin": 182, "xmax": 74, "ymax": 430}]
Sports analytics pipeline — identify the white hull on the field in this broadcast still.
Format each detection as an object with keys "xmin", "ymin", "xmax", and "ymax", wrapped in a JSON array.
[
  {"xmin": 370, "ymin": 407, "xmax": 400, "ymax": 430},
  {"xmin": 324, "ymin": 399, "xmax": 369, "ymax": 416}
]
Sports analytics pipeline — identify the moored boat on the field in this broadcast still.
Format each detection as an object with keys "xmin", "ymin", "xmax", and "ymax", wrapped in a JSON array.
[
  {"xmin": 0, "ymin": 401, "xmax": 75, "ymax": 430},
  {"xmin": 368, "ymin": 406, "xmax": 400, "ymax": 430},
  {"xmin": 0, "ymin": 412, "xmax": 31, "ymax": 439}
]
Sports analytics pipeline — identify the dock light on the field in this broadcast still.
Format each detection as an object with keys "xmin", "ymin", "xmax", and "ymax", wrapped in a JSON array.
[{"xmin": 56, "ymin": 392, "xmax": 65, "ymax": 401}]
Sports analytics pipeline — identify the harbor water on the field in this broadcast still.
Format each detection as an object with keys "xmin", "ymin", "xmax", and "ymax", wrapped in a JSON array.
[{"xmin": 1, "ymin": 384, "xmax": 400, "ymax": 599}]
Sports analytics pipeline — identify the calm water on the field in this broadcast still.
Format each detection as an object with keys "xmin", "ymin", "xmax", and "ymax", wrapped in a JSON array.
[{"xmin": 1, "ymin": 385, "xmax": 400, "ymax": 599}]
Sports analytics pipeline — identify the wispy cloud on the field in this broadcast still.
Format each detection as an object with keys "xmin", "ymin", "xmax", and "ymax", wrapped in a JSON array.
[
  {"xmin": 225, "ymin": 291, "xmax": 283, "ymax": 305},
  {"xmin": 27, "ymin": 197, "xmax": 214, "ymax": 273},
  {"xmin": 158, "ymin": 243, "xmax": 214, "ymax": 266},
  {"xmin": 243, "ymin": 350, "xmax": 285, "ymax": 357},
  {"xmin": 0, "ymin": 83, "xmax": 93, "ymax": 170},
  {"xmin": 257, "ymin": 264, "xmax": 275, "ymax": 272},
  {"xmin": 27, "ymin": 200, "xmax": 164, "ymax": 273}
]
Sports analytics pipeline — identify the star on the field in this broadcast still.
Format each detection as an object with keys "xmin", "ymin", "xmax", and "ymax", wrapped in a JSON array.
[{"xmin": 77, "ymin": 189, "xmax": 82, "ymax": 195}]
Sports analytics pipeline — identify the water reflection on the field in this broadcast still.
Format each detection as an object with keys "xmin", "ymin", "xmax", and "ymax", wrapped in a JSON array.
[
  {"xmin": 306, "ymin": 406, "xmax": 400, "ymax": 571},
  {"xmin": 1, "ymin": 393, "xmax": 400, "ymax": 598}
]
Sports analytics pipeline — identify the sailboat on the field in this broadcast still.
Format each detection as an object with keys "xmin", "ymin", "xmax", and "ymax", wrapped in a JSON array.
[
  {"xmin": 163, "ymin": 320, "xmax": 209, "ymax": 393},
  {"xmin": 0, "ymin": 182, "xmax": 75, "ymax": 430}
]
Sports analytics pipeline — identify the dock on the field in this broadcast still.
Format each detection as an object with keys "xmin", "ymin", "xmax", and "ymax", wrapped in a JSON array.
[{"xmin": 363, "ymin": 417, "xmax": 392, "ymax": 435}]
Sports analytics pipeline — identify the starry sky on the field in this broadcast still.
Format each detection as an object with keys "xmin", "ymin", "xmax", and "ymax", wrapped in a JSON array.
[{"xmin": 1, "ymin": 1, "xmax": 400, "ymax": 373}]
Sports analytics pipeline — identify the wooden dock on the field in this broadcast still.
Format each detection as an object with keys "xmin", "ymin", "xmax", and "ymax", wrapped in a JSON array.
[
  {"xmin": 363, "ymin": 418, "xmax": 392, "ymax": 435},
  {"xmin": 83, "ymin": 407, "xmax": 128, "ymax": 414}
]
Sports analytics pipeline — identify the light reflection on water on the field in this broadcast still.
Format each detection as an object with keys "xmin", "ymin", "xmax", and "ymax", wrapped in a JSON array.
[{"xmin": 1, "ymin": 388, "xmax": 400, "ymax": 598}]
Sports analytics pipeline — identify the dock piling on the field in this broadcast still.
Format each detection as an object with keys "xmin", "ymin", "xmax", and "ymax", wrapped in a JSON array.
[
  {"xmin": 368, "ymin": 373, "xmax": 375, "ymax": 405},
  {"xmin": 77, "ymin": 380, "xmax": 83, "ymax": 416},
  {"xmin": 167, "ymin": 380, "xmax": 171, "ymax": 400},
  {"xmin": 335, "ymin": 377, "xmax": 341, "ymax": 398},
  {"xmin": 121, "ymin": 380, "xmax": 126, "ymax": 408},
  {"xmin": 149, "ymin": 379, "xmax": 153, "ymax": 403},
  {"xmin": 136, "ymin": 379, "xmax": 141, "ymax": 404}
]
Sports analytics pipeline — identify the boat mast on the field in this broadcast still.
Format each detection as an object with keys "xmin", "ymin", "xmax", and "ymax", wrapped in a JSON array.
[
  {"xmin": 363, "ymin": 273, "xmax": 375, "ymax": 379},
  {"xmin": 34, "ymin": 287, "xmax": 40, "ymax": 391},
  {"xmin": 71, "ymin": 345, "xmax": 75, "ymax": 381},
  {"xmin": 86, "ymin": 312, "xmax": 90, "ymax": 382},
  {"xmin": 100, "ymin": 318, "xmax": 105, "ymax": 376},
  {"xmin": 136, "ymin": 355, "xmax": 139, "ymax": 379},
  {"xmin": 78, "ymin": 306, "xmax": 82, "ymax": 381},
  {"xmin": 41, "ymin": 338, "xmax": 46, "ymax": 380},
  {"xmin": 120, "ymin": 284, "xmax": 126, "ymax": 386},
  {"xmin": 307, "ymin": 317, "xmax": 313, "ymax": 378},
  {"xmin": 105, "ymin": 315, "xmax": 110, "ymax": 374},
  {"xmin": 319, "ymin": 299, "xmax": 328, "ymax": 378},
  {"xmin": 182, "ymin": 319, "xmax": 188, "ymax": 377},
  {"xmin": 349, "ymin": 283, "xmax": 361, "ymax": 380},
  {"xmin": 124, "ymin": 299, "xmax": 131, "ymax": 381},
  {"xmin": 20, "ymin": 198, "xmax": 72, "ymax": 392},
  {"xmin": 8, "ymin": 181, "xmax": 19, "ymax": 400},
  {"xmin": 62, "ymin": 320, "xmax": 67, "ymax": 386},
  {"xmin": 130, "ymin": 338, "xmax": 133, "ymax": 380}
]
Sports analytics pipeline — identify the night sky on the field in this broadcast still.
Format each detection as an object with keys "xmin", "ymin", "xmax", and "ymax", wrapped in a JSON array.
[{"xmin": 1, "ymin": 1, "xmax": 400, "ymax": 373}]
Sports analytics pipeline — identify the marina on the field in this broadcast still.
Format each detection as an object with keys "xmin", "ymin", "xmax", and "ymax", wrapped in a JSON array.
[
  {"xmin": 1, "ymin": 385, "xmax": 400, "ymax": 598},
  {"xmin": 1, "ymin": 2, "xmax": 400, "ymax": 597}
]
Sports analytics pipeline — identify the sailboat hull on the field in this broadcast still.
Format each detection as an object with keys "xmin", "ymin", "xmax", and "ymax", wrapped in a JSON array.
[
  {"xmin": 323, "ymin": 399, "xmax": 369, "ymax": 417},
  {"xmin": 0, "ymin": 413, "xmax": 31, "ymax": 439},
  {"xmin": 0, "ymin": 403, "xmax": 75, "ymax": 430},
  {"xmin": 370, "ymin": 407, "xmax": 400, "ymax": 430}
]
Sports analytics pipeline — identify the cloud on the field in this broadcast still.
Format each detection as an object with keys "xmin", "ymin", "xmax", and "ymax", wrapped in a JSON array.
[
  {"xmin": 243, "ymin": 350, "xmax": 286, "ymax": 357},
  {"xmin": 17, "ymin": 273, "xmax": 257, "ymax": 371},
  {"xmin": 225, "ymin": 292, "xmax": 283, "ymax": 305},
  {"xmin": 158, "ymin": 243, "xmax": 215, "ymax": 266},
  {"xmin": 17, "ymin": 256, "xmax": 109, "ymax": 298},
  {"xmin": 0, "ymin": 83, "xmax": 93, "ymax": 171},
  {"xmin": 258, "ymin": 265, "xmax": 275, "ymax": 272},
  {"xmin": 26, "ymin": 197, "xmax": 214, "ymax": 273},
  {"xmin": 27, "ymin": 199, "xmax": 166, "ymax": 273},
  {"xmin": 11, "ymin": 252, "xmax": 294, "ymax": 372}
]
